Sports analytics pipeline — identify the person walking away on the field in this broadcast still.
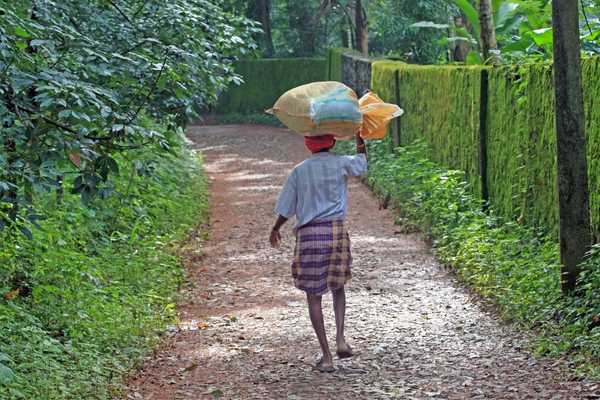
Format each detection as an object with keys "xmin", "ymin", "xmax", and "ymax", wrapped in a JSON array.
[{"xmin": 269, "ymin": 132, "xmax": 367, "ymax": 372}]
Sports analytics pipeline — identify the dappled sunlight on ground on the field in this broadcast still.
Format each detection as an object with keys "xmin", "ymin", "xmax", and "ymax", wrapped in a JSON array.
[{"xmin": 126, "ymin": 124, "xmax": 599, "ymax": 400}]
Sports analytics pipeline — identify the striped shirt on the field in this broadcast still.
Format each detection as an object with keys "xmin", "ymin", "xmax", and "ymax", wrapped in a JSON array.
[{"xmin": 276, "ymin": 152, "xmax": 368, "ymax": 228}]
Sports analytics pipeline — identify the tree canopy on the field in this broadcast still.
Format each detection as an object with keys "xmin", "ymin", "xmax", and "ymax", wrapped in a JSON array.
[
  {"xmin": 0, "ymin": 0, "xmax": 257, "ymax": 234},
  {"xmin": 234, "ymin": 0, "xmax": 600, "ymax": 63}
]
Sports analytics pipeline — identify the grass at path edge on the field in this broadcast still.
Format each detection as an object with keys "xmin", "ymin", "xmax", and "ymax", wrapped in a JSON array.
[{"xmin": 0, "ymin": 145, "xmax": 209, "ymax": 399}]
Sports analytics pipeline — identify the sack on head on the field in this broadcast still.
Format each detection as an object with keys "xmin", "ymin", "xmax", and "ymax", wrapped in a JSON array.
[
  {"xmin": 267, "ymin": 82, "xmax": 403, "ymax": 141},
  {"xmin": 266, "ymin": 81, "xmax": 362, "ymax": 139}
]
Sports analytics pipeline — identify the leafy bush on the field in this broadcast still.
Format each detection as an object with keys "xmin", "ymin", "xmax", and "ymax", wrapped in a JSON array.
[
  {"xmin": 0, "ymin": 1, "xmax": 255, "ymax": 225},
  {"xmin": 0, "ymin": 139, "xmax": 208, "ymax": 399},
  {"xmin": 354, "ymin": 140, "xmax": 600, "ymax": 376}
]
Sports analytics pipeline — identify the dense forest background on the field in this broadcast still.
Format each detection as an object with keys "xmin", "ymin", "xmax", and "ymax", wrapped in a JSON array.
[{"xmin": 228, "ymin": 0, "xmax": 600, "ymax": 64}]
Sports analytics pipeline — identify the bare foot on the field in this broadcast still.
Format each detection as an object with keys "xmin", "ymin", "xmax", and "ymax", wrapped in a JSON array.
[
  {"xmin": 336, "ymin": 342, "xmax": 354, "ymax": 359},
  {"xmin": 315, "ymin": 357, "xmax": 335, "ymax": 373}
]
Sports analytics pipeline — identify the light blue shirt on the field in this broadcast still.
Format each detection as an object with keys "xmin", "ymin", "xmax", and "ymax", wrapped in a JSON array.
[{"xmin": 276, "ymin": 152, "xmax": 368, "ymax": 228}]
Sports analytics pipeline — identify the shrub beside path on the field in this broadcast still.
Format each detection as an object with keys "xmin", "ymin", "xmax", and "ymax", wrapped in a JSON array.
[{"xmin": 126, "ymin": 125, "xmax": 599, "ymax": 399}]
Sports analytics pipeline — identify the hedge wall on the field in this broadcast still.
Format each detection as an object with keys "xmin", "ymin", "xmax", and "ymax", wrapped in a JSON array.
[
  {"xmin": 485, "ymin": 67, "xmax": 530, "ymax": 226},
  {"xmin": 370, "ymin": 61, "xmax": 404, "ymax": 149},
  {"xmin": 487, "ymin": 64, "xmax": 558, "ymax": 235},
  {"xmin": 374, "ymin": 63, "xmax": 487, "ymax": 195},
  {"xmin": 216, "ymin": 58, "xmax": 327, "ymax": 114},
  {"xmin": 487, "ymin": 59, "xmax": 600, "ymax": 239},
  {"xmin": 327, "ymin": 48, "xmax": 348, "ymax": 82},
  {"xmin": 585, "ymin": 57, "xmax": 600, "ymax": 240},
  {"xmin": 370, "ymin": 57, "xmax": 600, "ymax": 239}
]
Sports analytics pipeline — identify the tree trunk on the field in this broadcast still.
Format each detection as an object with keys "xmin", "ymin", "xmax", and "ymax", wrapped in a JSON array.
[
  {"xmin": 452, "ymin": 16, "xmax": 470, "ymax": 62},
  {"xmin": 552, "ymin": 0, "xmax": 591, "ymax": 294},
  {"xmin": 341, "ymin": 18, "xmax": 349, "ymax": 48},
  {"xmin": 478, "ymin": 0, "xmax": 499, "ymax": 64},
  {"xmin": 354, "ymin": 0, "xmax": 368, "ymax": 56},
  {"xmin": 248, "ymin": 0, "xmax": 274, "ymax": 57},
  {"xmin": 287, "ymin": 1, "xmax": 317, "ymax": 56},
  {"xmin": 259, "ymin": 0, "xmax": 274, "ymax": 57}
]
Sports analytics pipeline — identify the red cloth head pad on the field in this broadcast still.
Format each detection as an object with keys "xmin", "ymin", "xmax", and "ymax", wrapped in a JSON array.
[{"xmin": 304, "ymin": 135, "xmax": 336, "ymax": 153}]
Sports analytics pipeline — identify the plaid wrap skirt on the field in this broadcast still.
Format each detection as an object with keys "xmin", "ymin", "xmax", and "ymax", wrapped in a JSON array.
[{"xmin": 292, "ymin": 219, "xmax": 352, "ymax": 295}]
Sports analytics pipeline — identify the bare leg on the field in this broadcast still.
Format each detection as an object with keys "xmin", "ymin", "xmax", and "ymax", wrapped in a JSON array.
[
  {"xmin": 306, "ymin": 293, "xmax": 333, "ymax": 368},
  {"xmin": 332, "ymin": 286, "xmax": 352, "ymax": 357}
]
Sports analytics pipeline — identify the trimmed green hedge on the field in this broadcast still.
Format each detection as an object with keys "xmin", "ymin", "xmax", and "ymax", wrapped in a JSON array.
[
  {"xmin": 487, "ymin": 64, "xmax": 558, "ymax": 235},
  {"xmin": 487, "ymin": 59, "xmax": 600, "ymax": 239},
  {"xmin": 486, "ymin": 66, "xmax": 530, "ymax": 228},
  {"xmin": 585, "ymin": 57, "xmax": 600, "ymax": 241},
  {"xmin": 327, "ymin": 48, "xmax": 348, "ymax": 82},
  {"xmin": 370, "ymin": 60, "xmax": 404, "ymax": 150},
  {"xmin": 370, "ymin": 57, "xmax": 600, "ymax": 239},
  {"xmin": 371, "ymin": 62, "xmax": 487, "ymax": 195},
  {"xmin": 216, "ymin": 58, "xmax": 327, "ymax": 114}
]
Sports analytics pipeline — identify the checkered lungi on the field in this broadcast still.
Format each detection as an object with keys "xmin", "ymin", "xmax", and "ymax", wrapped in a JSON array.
[{"xmin": 292, "ymin": 219, "xmax": 352, "ymax": 295}]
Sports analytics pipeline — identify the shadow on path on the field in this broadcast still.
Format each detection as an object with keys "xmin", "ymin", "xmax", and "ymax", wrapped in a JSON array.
[{"xmin": 125, "ymin": 125, "xmax": 598, "ymax": 400}]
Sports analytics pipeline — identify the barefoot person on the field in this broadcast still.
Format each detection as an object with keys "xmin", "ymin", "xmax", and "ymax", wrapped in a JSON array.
[{"xmin": 269, "ymin": 132, "xmax": 367, "ymax": 372}]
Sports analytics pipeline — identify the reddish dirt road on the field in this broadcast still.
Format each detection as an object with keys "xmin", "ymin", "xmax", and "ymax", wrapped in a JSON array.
[{"xmin": 125, "ymin": 125, "xmax": 599, "ymax": 399}]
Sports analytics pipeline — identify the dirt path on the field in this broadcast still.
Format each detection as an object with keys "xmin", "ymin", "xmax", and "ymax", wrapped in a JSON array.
[{"xmin": 126, "ymin": 125, "xmax": 599, "ymax": 400}]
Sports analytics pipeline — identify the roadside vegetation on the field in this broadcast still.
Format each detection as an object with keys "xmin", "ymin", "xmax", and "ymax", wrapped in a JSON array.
[
  {"xmin": 1, "ymin": 147, "xmax": 208, "ymax": 399},
  {"xmin": 0, "ymin": 1, "xmax": 255, "ymax": 397}
]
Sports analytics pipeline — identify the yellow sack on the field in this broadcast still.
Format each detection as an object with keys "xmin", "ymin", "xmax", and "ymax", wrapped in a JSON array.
[
  {"xmin": 266, "ymin": 82, "xmax": 403, "ymax": 140},
  {"xmin": 358, "ymin": 92, "xmax": 404, "ymax": 140},
  {"xmin": 266, "ymin": 81, "xmax": 362, "ymax": 139}
]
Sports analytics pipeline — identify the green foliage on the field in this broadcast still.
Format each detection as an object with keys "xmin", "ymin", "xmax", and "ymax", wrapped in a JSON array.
[
  {"xmin": 486, "ymin": 62, "xmax": 558, "ymax": 236},
  {"xmin": 382, "ymin": 62, "xmax": 487, "ymax": 195},
  {"xmin": 371, "ymin": 60, "xmax": 403, "ymax": 103},
  {"xmin": 327, "ymin": 48, "xmax": 350, "ymax": 81},
  {"xmin": 0, "ymin": 0, "xmax": 256, "ymax": 224},
  {"xmin": 370, "ymin": 56, "xmax": 600, "ymax": 239},
  {"xmin": 413, "ymin": 0, "xmax": 600, "ymax": 63},
  {"xmin": 487, "ymin": 58, "xmax": 600, "ymax": 240},
  {"xmin": 0, "ymin": 144, "xmax": 208, "ymax": 399},
  {"xmin": 448, "ymin": 0, "xmax": 481, "ymax": 39},
  {"xmin": 351, "ymin": 140, "xmax": 600, "ymax": 376},
  {"xmin": 216, "ymin": 58, "xmax": 327, "ymax": 114},
  {"xmin": 585, "ymin": 57, "xmax": 600, "ymax": 242},
  {"xmin": 367, "ymin": 0, "xmax": 448, "ymax": 63},
  {"xmin": 274, "ymin": 1, "xmax": 328, "ymax": 57}
]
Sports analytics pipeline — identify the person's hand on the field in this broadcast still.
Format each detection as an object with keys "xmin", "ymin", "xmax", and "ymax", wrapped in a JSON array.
[{"xmin": 270, "ymin": 229, "xmax": 281, "ymax": 248}]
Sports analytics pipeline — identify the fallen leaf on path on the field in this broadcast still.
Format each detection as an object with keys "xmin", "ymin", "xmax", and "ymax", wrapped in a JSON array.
[
  {"xmin": 183, "ymin": 362, "xmax": 198, "ymax": 372},
  {"xmin": 197, "ymin": 322, "xmax": 209, "ymax": 330}
]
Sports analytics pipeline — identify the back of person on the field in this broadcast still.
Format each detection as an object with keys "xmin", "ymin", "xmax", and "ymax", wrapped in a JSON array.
[{"xmin": 276, "ymin": 151, "xmax": 367, "ymax": 228}]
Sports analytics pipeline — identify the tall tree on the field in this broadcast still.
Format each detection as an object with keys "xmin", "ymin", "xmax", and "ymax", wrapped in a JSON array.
[
  {"xmin": 478, "ymin": 0, "xmax": 498, "ymax": 63},
  {"xmin": 354, "ymin": 0, "xmax": 368, "ymax": 55},
  {"xmin": 552, "ymin": 0, "xmax": 592, "ymax": 293},
  {"xmin": 247, "ymin": 0, "xmax": 275, "ymax": 57},
  {"xmin": 450, "ymin": 14, "xmax": 470, "ymax": 61},
  {"xmin": 286, "ymin": 0, "xmax": 318, "ymax": 56}
]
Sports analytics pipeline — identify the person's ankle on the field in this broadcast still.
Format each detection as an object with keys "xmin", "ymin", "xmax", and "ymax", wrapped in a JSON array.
[{"xmin": 322, "ymin": 351, "xmax": 333, "ymax": 363}]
